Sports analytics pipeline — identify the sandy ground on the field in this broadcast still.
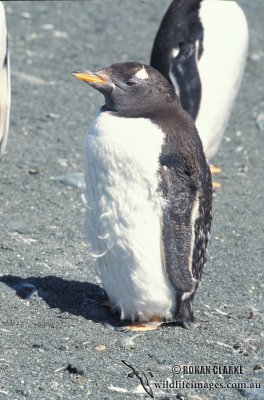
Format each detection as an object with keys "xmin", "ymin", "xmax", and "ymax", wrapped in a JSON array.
[{"xmin": 0, "ymin": 1, "xmax": 263, "ymax": 399}]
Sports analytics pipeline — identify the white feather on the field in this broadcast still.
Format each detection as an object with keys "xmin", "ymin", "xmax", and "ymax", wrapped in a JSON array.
[
  {"xmin": 182, "ymin": 292, "xmax": 192, "ymax": 301},
  {"xmin": 171, "ymin": 47, "xmax": 179, "ymax": 59},
  {"xmin": 169, "ymin": 48, "xmax": 180, "ymax": 97},
  {"xmin": 196, "ymin": 0, "xmax": 249, "ymax": 160},
  {"xmin": 0, "ymin": 1, "xmax": 11, "ymax": 156},
  {"xmin": 85, "ymin": 111, "xmax": 176, "ymax": 322},
  {"xmin": 188, "ymin": 194, "xmax": 200, "ymax": 278},
  {"xmin": 134, "ymin": 66, "xmax": 149, "ymax": 80}
]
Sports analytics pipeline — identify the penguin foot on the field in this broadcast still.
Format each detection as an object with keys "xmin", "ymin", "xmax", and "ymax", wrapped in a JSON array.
[
  {"xmin": 175, "ymin": 316, "xmax": 198, "ymax": 329},
  {"xmin": 210, "ymin": 164, "xmax": 221, "ymax": 175},
  {"xmin": 212, "ymin": 181, "xmax": 221, "ymax": 190},
  {"xmin": 210, "ymin": 164, "xmax": 221, "ymax": 190},
  {"xmin": 117, "ymin": 316, "xmax": 162, "ymax": 332},
  {"xmin": 173, "ymin": 295, "xmax": 198, "ymax": 328},
  {"xmin": 117, "ymin": 322, "xmax": 161, "ymax": 332}
]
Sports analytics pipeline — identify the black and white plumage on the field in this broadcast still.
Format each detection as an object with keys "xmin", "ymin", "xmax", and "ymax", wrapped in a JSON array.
[
  {"xmin": 0, "ymin": 1, "xmax": 10, "ymax": 157},
  {"xmin": 72, "ymin": 62, "xmax": 212, "ymax": 328},
  {"xmin": 151, "ymin": 0, "xmax": 248, "ymax": 160}
]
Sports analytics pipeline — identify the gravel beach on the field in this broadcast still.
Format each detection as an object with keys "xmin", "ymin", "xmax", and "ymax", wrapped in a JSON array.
[{"xmin": 0, "ymin": 1, "xmax": 263, "ymax": 399}]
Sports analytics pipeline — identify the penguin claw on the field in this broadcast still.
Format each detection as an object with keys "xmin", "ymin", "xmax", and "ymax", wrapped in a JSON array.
[
  {"xmin": 171, "ymin": 313, "xmax": 198, "ymax": 329},
  {"xmin": 210, "ymin": 164, "xmax": 221, "ymax": 174},
  {"xmin": 180, "ymin": 318, "xmax": 198, "ymax": 329},
  {"xmin": 212, "ymin": 181, "xmax": 221, "ymax": 190}
]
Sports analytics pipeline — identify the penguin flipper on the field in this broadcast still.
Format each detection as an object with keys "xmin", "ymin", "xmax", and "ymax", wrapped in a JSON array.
[
  {"xmin": 161, "ymin": 166, "xmax": 198, "ymax": 294},
  {"xmin": 170, "ymin": 41, "xmax": 202, "ymax": 120},
  {"xmin": 159, "ymin": 160, "xmax": 211, "ymax": 326}
]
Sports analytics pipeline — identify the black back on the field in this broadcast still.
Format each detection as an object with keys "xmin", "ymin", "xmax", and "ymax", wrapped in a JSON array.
[{"xmin": 150, "ymin": 0, "xmax": 203, "ymax": 120}]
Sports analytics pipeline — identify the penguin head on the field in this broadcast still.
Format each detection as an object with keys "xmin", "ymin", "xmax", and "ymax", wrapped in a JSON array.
[{"xmin": 72, "ymin": 62, "xmax": 176, "ymax": 117}]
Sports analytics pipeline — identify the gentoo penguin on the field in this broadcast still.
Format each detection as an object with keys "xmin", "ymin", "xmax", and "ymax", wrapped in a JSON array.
[
  {"xmin": 72, "ymin": 62, "xmax": 212, "ymax": 330},
  {"xmin": 0, "ymin": 1, "xmax": 10, "ymax": 157},
  {"xmin": 150, "ymin": 0, "xmax": 248, "ymax": 161}
]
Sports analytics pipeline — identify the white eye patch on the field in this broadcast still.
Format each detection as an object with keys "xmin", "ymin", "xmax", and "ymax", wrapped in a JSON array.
[
  {"xmin": 171, "ymin": 47, "xmax": 180, "ymax": 59},
  {"xmin": 134, "ymin": 67, "xmax": 149, "ymax": 80}
]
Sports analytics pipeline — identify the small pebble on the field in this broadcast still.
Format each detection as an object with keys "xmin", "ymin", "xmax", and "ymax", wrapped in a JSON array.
[
  {"xmin": 28, "ymin": 167, "xmax": 39, "ymax": 175},
  {"xmin": 57, "ymin": 158, "xmax": 68, "ymax": 167},
  {"xmin": 120, "ymin": 334, "xmax": 141, "ymax": 350},
  {"xmin": 53, "ymin": 30, "xmax": 68, "ymax": 39},
  {"xmin": 250, "ymin": 52, "xmax": 263, "ymax": 61},
  {"xmin": 42, "ymin": 24, "xmax": 54, "ymax": 30},
  {"xmin": 256, "ymin": 113, "xmax": 264, "ymax": 131},
  {"xmin": 253, "ymin": 364, "xmax": 264, "ymax": 371},
  {"xmin": 21, "ymin": 12, "xmax": 31, "ymax": 19},
  {"xmin": 238, "ymin": 388, "xmax": 264, "ymax": 400},
  {"xmin": 50, "ymin": 173, "xmax": 85, "ymax": 188},
  {"xmin": 46, "ymin": 113, "xmax": 60, "ymax": 119},
  {"xmin": 94, "ymin": 344, "xmax": 107, "ymax": 351}
]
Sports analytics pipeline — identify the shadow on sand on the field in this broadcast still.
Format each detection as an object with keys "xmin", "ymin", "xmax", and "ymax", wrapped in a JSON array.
[{"xmin": 0, "ymin": 274, "xmax": 124, "ymax": 328}]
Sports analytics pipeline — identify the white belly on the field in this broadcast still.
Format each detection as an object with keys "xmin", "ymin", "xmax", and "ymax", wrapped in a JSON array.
[
  {"xmin": 196, "ymin": 0, "xmax": 249, "ymax": 160},
  {"xmin": 0, "ymin": 3, "xmax": 7, "ymax": 66},
  {"xmin": 0, "ymin": 2, "xmax": 10, "ymax": 156},
  {"xmin": 85, "ymin": 111, "xmax": 176, "ymax": 322}
]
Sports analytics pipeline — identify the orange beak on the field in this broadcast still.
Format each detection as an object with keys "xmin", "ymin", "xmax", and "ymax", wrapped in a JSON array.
[{"xmin": 72, "ymin": 71, "xmax": 108, "ymax": 85}]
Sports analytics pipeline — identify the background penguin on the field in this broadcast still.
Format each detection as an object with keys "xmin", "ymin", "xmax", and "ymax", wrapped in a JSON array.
[
  {"xmin": 0, "ymin": 1, "xmax": 10, "ymax": 157},
  {"xmin": 72, "ymin": 62, "xmax": 212, "ymax": 330},
  {"xmin": 150, "ymin": 0, "xmax": 249, "ymax": 161}
]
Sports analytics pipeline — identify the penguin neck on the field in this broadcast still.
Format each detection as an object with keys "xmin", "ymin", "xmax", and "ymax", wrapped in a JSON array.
[{"xmin": 101, "ymin": 98, "xmax": 179, "ymax": 120}]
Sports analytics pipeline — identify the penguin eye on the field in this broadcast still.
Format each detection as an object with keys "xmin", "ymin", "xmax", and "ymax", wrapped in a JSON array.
[{"xmin": 126, "ymin": 81, "xmax": 136, "ymax": 86}]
